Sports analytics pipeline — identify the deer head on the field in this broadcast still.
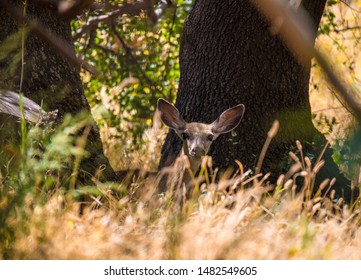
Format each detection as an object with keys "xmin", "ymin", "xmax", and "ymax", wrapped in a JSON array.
[{"xmin": 157, "ymin": 98, "xmax": 245, "ymax": 160}]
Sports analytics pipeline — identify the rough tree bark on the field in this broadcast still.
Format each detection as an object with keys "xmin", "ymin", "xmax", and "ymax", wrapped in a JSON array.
[
  {"xmin": 159, "ymin": 0, "xmax": 354, "ymax": 199},
  {"xmin": 0, "ymin": 1, "xmax": 117, "ymax": 183}
]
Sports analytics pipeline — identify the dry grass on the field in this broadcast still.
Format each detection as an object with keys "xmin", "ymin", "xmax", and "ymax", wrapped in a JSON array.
[
  {"xmin": 2, "ymin": 102, "xmax": 361, "ymax": 260},
  {"xmin": 5, "ymin": 144, "xmax": 361, "ymax": 260},
  {"xmin": 7, "ymin": 186, "xmax": 361, "ymax": 260}
]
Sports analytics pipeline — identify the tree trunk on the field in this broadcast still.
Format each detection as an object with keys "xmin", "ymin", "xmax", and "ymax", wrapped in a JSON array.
[
  {"xmin": 0, "ymin": 1, "xmax": 117, "ymax": 183},
  {"xmin": 159, "ymin": 0, "xmax": 354, "ymax": 199}
]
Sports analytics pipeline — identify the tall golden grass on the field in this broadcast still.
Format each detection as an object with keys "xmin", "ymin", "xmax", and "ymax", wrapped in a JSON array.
[{"xmin": 3, "ymin": 127, "xmax": 361, "ymax": 260}]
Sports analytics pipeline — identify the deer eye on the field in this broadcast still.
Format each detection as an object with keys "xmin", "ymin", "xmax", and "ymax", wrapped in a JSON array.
[
  {"xmin": 182, "ymin": 132, "xmax": 189, "ymax": 140},
  {"xmin": 207, "ymin": 134, "xmax": 214, "ymax": 141}
]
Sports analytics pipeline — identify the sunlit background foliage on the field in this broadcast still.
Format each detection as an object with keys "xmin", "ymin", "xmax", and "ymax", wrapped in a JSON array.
[
  {"xmin": 72, "ymin": 0, "xmax": 192, "ymax": 170},
  {"xmin": 311, "ymin": 0, "xmax": 361, "ymax": 180}
]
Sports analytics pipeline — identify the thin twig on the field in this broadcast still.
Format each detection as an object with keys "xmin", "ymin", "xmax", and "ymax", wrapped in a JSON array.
[
  {"xmin": 19, "ymin": 0, "xmax": 27, "ymax": 94},
  {"xmin": 73, "ymin": 1, "xmax": 150, "ymax": 40},
  {"xmin": 111, "ymin": 23, "xmax": 157, "ymax": 88},
  {"xmin": 334, "ymin": 26, "xmax": 361, "ymax": 33},
  {"xmin": 312, "ymin": 106, "xmax": 346, "ymax": 113},
  {"xmin": 340, "ymin": 0, "xmax": 361, "ymax": 13},
  {"xmin": 73, "ymin": 0, "xmax": 174, "ymax": 40}
]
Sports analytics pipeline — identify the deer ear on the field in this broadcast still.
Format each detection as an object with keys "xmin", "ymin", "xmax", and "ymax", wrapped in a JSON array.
[
  {"xmin": 211, "ymin": 104, "xmax": 245, "ymax": 134},
  {"xmin": 157, "ymin": 98, "xmax": 186, "ymax": 131}
]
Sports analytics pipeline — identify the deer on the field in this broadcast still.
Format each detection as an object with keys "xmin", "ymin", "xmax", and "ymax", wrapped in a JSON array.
[
  {"xmin": 0, "ymin": 89, "xmax": 245, "ymax": 198},
  {"xmin": 157, "ymin": 98, "xmax": 245, "ymax": 196}
]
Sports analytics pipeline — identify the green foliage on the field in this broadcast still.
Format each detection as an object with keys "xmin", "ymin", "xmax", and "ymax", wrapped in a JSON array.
[
  {"xmin": 319, "ymin": 0, "xmax": 339, "ymax": 35},
  {"xmin": 72, "ymin": 1, "xmax": 193, "ymax": 149},
  {"xmin": 24, "ymin": 113, "xmax": 94, "ymax": 188},
  {"xmin": 0, "ymin": 29, "xmax": 26, "ymax": 84},
  {"xmin": 332, "ymin": 125, "xmax": 361, "ymax": 181},
  {"xmin": 0, "ymin": 112, "xmax": 95, "ymax": 258},
  {"xmin": 312, "ymin": 112, "xmax": 338, "ymax": 136},
  {"xmin": 312, "ymin": 112, "xmax": 361, "ymax": 181}
]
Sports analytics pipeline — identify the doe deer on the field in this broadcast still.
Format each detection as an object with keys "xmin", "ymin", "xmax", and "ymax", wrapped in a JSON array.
[{"xmin": 157, "ymin": 98, "xmax": 245, "ymax": 194}]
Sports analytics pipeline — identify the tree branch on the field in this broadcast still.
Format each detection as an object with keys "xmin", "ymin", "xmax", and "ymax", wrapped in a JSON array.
[
  {"xmin": 334, "ymin": 26, "xmax": 361, "ymax": 33},
  {"xmin": 110, "ymin": 23, "xmax": 157, "ymax": 87},
  {"xmin": 73, "ymin": 0, "xmax": 176, "ymax": 40},
  {"xmin": 252, "ymin": 0, "xmax": 361, "ymax": 122},
  {"xmin": 73, "ymin": 1, "xmax": 149, "ymax": 40},
  {"xmin": 301, "ymin": 0, "xmax": 327, "ymax": 41}
]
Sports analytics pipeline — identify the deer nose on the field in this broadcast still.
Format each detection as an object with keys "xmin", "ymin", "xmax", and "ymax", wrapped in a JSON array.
[{"xmin": 190, "ymin": 147, "xmax": 205, "ymax": 158}]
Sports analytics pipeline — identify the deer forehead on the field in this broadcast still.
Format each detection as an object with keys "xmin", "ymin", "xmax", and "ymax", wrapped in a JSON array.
[{"xmin": 184, "ymin": 122, "xmax": 213, "ymax": 136}]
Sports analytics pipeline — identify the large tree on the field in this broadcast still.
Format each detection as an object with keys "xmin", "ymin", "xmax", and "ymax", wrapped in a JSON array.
[
  {"xmin": 0, "ymin": 0, "xmax": 117, "ymax": 183},
  {"xmin": 159, "ymin": 0, "xmax": 354, "ymax": 199}
]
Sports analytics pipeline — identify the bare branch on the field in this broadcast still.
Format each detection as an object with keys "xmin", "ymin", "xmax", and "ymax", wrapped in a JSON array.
[
  {"xmin": 111, "ymin": 23, "xmax": 157, "ymax": 87},
  {"xmin": 73, "ymin": 1, "xmax": 149, "ymax": 40},
  {"xmin": 334, "ymin": 26, "xmax": 361, "ymax": 33},
  {"xmin": 73, "ymin": 0, "xmax": 176, "ymax": 40},
  {"xmin": 340, "ymin": 0, "xmax": 361, "ymax": 13}
]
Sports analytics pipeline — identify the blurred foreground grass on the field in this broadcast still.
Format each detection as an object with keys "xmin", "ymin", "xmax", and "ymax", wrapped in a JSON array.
[{"xmin": 1, "ymin": 114, "xmax": 361, "ymax": 260}]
